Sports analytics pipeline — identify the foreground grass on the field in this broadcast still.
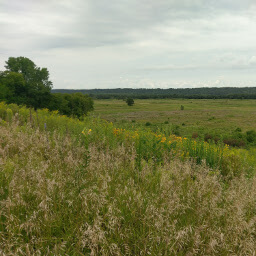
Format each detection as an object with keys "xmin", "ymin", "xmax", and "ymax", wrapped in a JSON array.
[{"xmin": 1, "ymin": 121, "xmax": 256, "ymax": 255}]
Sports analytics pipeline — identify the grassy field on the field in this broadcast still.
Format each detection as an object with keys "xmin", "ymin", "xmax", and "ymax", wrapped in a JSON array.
[
  {"xmin": 94, "ymin": 99, "xmax": 256, "ymax": 139},
  {"xmin": 1, "ymin": 101, "xmax": 256, "ymax": 255}
]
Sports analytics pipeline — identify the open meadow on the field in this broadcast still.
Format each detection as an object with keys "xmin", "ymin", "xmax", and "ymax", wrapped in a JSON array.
[
  {"xmin": 2, "ymin": 0, "xmax": 256, "ymax": 254},
  {"xmin": 94, "ymin": 98, "xmax": 256, "ymax": 140},
  {"xmin": 1, "ymin": 101, "xmax": 256, "ymax": 255}
]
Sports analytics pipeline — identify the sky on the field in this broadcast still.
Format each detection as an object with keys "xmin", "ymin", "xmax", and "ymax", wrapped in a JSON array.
[{"xmin": 1, "ymin": 0, "xmax": 256, "ymax": 89}]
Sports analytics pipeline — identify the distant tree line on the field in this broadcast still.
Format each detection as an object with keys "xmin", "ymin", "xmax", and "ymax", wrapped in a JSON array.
[
  {"xmin": 52, "ymin": 88, "xmax": 256, "ymax": 99},
  {"xmin": 0, "ymin": 57, "xmax": 93, "ymax": 118}
]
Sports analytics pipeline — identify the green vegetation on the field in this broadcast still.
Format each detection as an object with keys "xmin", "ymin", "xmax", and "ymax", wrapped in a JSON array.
[
  {"xmin": 1, "ymin": 102, "xmax": 256, "ymax": 254},
  {"xmin": 1, "ymin": 66, "xmax": 256, "ymax": 254},
  {"xmin": 48, "ymin": 92, "xmax": 94, "ymax": 118},
  {"xmin": 52, "ymin": 87, "xmax": 256, "ymax": 99},
  {"xmin": 0, "ymin": 57, "xmax": 94, "ymax": 118},
  {"xmin": 94, "ymin": 98, "xmax": 256, "ymax": 148},
  {"xmin": 2, "ymin": 56, "xmax": 52, "ymax": 109},
  {"xmin": 126, "ymin": 98, "xmax": 134, "ymax": 106}
]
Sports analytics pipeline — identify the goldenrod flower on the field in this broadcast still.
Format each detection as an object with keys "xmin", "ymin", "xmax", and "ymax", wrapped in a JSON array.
[{"xmin": 161, "ymin": 137, "xmax": 166, "ymax": 143}]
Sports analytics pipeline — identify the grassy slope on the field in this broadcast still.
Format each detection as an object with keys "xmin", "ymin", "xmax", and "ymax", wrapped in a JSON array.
[{"xmin": 1, "ymin": 120, "xmax": 256, "ymax": 255}]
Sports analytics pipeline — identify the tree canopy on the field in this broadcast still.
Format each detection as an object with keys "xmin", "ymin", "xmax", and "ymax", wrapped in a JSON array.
[
  {"xmin": 0, "ymin": 56, "xmax": 94, "ymax": 118},
  {"xmin": 126, "ymin": 98, "xmax": 134, "ymax": 106},
  {"xmin": 4, "ymin": 57, "xmax": 52, "ymax": 109},
  {"xmin": 52, "ymin": 87, "xmax": 256, "ymax": 100}
]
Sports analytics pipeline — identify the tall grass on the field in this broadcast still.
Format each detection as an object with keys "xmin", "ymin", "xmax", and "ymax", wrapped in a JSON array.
[
  {"xmin": 1, "ymin": 120, "xmax": 256, "ymax": 255},
  {"xmin": 0, "ymin": 102, "xmax": 253, "ymax": 177},
  {"xmin": 1, "ymin": 102, "xmax": 256, "ymax": 254}
]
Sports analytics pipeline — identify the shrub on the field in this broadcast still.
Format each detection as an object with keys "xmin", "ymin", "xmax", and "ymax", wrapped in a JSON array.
[
  {"xmin": 246, "ymin": 130, "xmax": 256, "ymax": 143},
  {"xmin": 223, "ymin": 138, "xmax": 246, "ymax": 148},
  {"xmin": 126, "ymin": 98, "xmax": 134, "ymax": 106},
  {"xmin": 214, "ymin": 136, "xmax": 220, "ymax": 144},
  {"xmin": 192, "ymin": 132, "xmax": 199, "ymax": 139},
  {"xmin": 172, "ymin": 125, "xmax": 180, "ymax": 136},
  {"xmin": 204, "ymin": 134, "xmax": 213, "ymax": 142}
]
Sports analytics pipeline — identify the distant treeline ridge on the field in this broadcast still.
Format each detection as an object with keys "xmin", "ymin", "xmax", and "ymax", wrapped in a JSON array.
[{"xmin": 52, "ymin": 87, "xmax": 256, "ymax": 99}]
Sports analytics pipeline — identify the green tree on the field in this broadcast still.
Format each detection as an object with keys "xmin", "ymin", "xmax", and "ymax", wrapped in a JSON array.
[
  {"xmin": 49, "ymin": 93, "xmax": 94, "ymax": 118},
  {"xmin": 126, "ymin": 98, "xmax": 134, "ymax": 106},
  {"xmin": 5, "ymin": 57, "xmax": 52, "ymax": 109},
  {"xmin": 68, "ymin": 93, "xmax": 94, "ymax": 118},
  {"xmin": 0, "ymin": 71, "xmax": 27, "ymax": 104}
]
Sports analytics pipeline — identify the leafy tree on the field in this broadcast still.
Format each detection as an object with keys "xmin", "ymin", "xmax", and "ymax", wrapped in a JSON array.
[
  {"xmin": 5, "ymin": 57, "xmax": 52, "ymax": 109},
  {"xmin": 49, "ymin": 93, "xmax": 94, "ymax": 118},
  {"xmin": 67, "ymin": 93, "xmax": 94, "ymax": 118},
  {"xmin": 1, "ymin": 57, "xmax": 94, "ymax": 118},
  {"xmin": 0, "ymin": 71, "xmax": 27, "ymax": 105},
  {"xmin": 126, "ymin": 98, "xmax": 134, "ymax": 106},
  {"xmin": 48, "ymin": 93, "xmax": 70, "ymax": 114}
]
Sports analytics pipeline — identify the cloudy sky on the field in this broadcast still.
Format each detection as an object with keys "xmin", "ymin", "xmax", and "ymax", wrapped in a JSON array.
[{"xmin": 1, "ymin": 0, "xmax": 256, "ymax": 89}]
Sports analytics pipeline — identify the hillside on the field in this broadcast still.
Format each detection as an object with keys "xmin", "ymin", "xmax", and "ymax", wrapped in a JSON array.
[{"xmin": 0, "ymin": 103, "xmax": 256, "ymax": 255}]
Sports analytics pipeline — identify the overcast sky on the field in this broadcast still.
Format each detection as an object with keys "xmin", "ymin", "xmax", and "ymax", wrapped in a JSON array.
[{"xmin": 1, "ymin": 0, "xmax": 256, "ymax": 89}]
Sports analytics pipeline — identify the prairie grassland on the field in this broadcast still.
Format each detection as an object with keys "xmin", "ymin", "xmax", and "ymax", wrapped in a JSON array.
[
  {"xmin": 1, "ymin": 121, "xmax": 256, "ymax": 255},
  {"xmin": 94, "ymin": 99, "xmax": 256, "ymax": 138},
  {"xmin": 0, "ymin": 103, "xmax": 256, "ymax": 255}
]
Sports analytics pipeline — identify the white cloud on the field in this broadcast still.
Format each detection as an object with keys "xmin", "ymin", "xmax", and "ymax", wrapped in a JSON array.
[{"xmin": 249, "ymin": 56, "xmax": 256, "ymax": 65}]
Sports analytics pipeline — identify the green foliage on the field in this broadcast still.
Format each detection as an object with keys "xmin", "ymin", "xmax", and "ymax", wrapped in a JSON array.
[
  {"xmin": 48, "ymin": 93, "xmax": 94, "ymax": 118},
  {"xmin": 1, "ymin": 57, "xmax": 94, "ymax": 118},
  {"xmin": 172, "ymin": 124, "xmax": 180, "ymax": 136},
  {"xmin": 52, "ymin": 87, "xmax": 256, "ymax": 99},
  {"xmin": 5, "ymin": 57, "xmax": 52, "ymax": 109},
  {"xmin": 126, "ymin": 98, "xmax": 134, "ymax": 106},
  {"xmin": 0, "ymin": 71, "xmax": 26, "ymax": 105},
  {"xmin": 1, "ymin": 102, "xmax": 256, "ymax": 254},
  {"xmin": 246, "ymin": 130, "xmax": 256, "ymax": 143}
]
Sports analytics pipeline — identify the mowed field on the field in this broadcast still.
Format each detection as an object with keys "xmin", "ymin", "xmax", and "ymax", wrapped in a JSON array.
[{"xmin": 94, "ymin": 99, "xmax": 256, "ymax": 137}]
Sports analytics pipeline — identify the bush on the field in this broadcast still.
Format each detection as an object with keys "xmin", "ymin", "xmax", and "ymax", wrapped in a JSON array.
[
  {"xmin": 126, "ymin": 98, "xmax": 134, "ymax": 106},
  {"xmin": 172, "ymin": 125, "xmax": 180, "ymax": 136},
  {"xmin": 246, "ymin": 130, "xmax": 256, "ymax": 143},
  {"xmin": 204, "ymin": 134, "xmax": 213, "ymax": 142},
  {"xmin": 223, "ymin": 138, "xmax": 246, "ymax": 148},
  {"xmin": 192, "ymin": 132, "xmax": 199, "ymax": 139},
  {"xmin": 214, "ymin": 136, "xmax": 220, "ymax": 144},
  {"xmin": 49, "ymin": 93, "xmax": 94, "ymax": 118}
]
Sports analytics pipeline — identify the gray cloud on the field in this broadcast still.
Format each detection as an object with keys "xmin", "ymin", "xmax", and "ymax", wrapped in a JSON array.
[{"xmin": 0, "ymin": 0, "xmax": 256, "ymax": 88}]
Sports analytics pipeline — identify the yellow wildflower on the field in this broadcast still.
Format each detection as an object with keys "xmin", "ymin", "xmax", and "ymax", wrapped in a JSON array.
[{"xmin": 161, "ymin": 137, "xmax": 166, "ymax": 143}]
